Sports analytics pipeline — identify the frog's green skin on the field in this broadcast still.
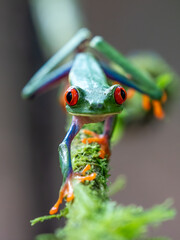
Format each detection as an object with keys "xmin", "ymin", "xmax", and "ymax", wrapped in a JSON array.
[
  {"xmin": 22, "ymin": 28, "xmax": 163, "ymax": 214},
  {"xmin": 67, "ymin": 53, "xmax": 124, "ymax": 116}
]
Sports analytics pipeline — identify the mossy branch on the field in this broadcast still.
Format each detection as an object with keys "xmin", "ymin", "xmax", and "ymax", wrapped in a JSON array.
[{"xmin": 32, "ymin": 121, "xmax": 175, "ymax": 240}]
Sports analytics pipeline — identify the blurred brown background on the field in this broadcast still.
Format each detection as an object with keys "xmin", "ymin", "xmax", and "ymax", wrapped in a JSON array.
[{"xmin": 0, "ymin": 0, "xmax": 180, "ymax": 239}]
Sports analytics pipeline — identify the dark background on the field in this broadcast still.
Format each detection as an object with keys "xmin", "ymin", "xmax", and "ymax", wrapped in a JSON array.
[{"xmin": 0, "ymin": 0, "xmax": 180, "ymax": 239}]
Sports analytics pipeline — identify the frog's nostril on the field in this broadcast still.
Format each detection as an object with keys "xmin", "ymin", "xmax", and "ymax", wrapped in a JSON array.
[
  {"xmin": 90, "ymin": 103, "xmax": 104, "ymax": 110},
  {"xmin": 97, "ymin": 103, "xmax": 104, "ymax": 109}
]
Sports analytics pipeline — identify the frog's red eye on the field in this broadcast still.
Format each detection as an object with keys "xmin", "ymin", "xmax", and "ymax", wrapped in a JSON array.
[
  {"xmin": 114, "ymin": 86, "xmax": 127, "ymax": 104},
  {"xmin": 64, "ymin": 87, "xmax": 78, "ymax": 106}
]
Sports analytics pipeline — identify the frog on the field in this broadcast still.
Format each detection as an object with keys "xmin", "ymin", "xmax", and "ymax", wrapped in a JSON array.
[{"xmin": 22, "ymin": 28, "xmax": 163, "ymax": 215}]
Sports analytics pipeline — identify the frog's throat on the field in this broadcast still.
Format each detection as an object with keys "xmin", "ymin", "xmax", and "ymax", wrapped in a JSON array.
[{"xmin": 71, "ymin": 112, "xmax": 117, "ymax": 124}]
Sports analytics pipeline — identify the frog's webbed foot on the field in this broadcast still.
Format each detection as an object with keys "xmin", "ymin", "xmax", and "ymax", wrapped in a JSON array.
[
  {"xmin": 142, "ymin": 92, "xmax": 167, "ymax": 119},
  {"xmin": 126, "ymin": 88, "xmax": 167, "ymax": 120},
  {"xmin": 49, "ymin": 164, "xmax": 96, "ymax": 215},
  {"xmin": 82, "ymin": 129, "xmax": 111, "ymax": 159}
]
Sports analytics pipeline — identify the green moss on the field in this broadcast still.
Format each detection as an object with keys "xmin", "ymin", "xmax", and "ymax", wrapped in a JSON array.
[
  {"xmin": 32, "ymin": 122, "xmax": 175, "ymax": 240},
  {"xmin": 71, "ymin": 127, "xmax": 109, "ymax": 198},
  {"xmin": 55, "ymin": 185, "xmax": 175, "ymax": 240}
]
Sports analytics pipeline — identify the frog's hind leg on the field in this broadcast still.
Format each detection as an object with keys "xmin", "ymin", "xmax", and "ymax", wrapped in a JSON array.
[
  {"xmin": 100, "ymin": 62, "xmax": 166, "ymax": 119},
  {"xmin": 82, "ymin": 116, "xmax": 115, "ymax": 159},
  {"xmin": 90, "ymin": 37, "xmax": 163, "ymax": 100},
  {"xmin": 22, "ymin": 28, "xmax": 92, "ymax": 99}
]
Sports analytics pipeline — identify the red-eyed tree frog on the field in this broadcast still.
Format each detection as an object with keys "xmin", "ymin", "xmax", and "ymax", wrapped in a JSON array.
[{"xmin": 22, "ymin": 28, "xmax": 164, "ymax": 215}]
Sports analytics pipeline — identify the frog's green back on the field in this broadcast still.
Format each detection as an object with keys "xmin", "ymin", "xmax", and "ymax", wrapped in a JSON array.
[{"xmin": 69, "ymin": 53, "xmax": 109, "ymax": 90}]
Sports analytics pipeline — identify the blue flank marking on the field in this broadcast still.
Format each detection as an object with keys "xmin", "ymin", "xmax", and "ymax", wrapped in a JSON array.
[
  {"xmin": 100, "ymin": 62, "xmax": 144, "ymax": 94},
  {"xmin": 36, "ymin": 61, "xmax": 73, "ymax": 96},
  {"xmin": 64, "ymin": 120, "xmax": 80, "ymax": 175},
  {"xmin": 22, "ymin": 61, "xmax": 73, "ymax": 98}
]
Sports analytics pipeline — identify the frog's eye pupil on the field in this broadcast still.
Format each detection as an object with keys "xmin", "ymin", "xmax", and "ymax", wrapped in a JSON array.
[
  {"xmin": 66, "ymin": 92, "xmax": 72, "ymax": 103},
  {"xmin": 114, "ymin": 86, "xmax": 127, "ymax": 104},
  {"xmin": 121, "ymin": 89, "xmax": 126, "ymax": 100},
  {"xmin": 64, "ymin": 87, "xmax": 78, "ymax": 106}
]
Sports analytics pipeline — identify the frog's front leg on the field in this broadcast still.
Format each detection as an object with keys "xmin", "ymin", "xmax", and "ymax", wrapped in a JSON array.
[
  {"xmin": 49, "ymin": 116, "xmax": 96, "ymax": 215},
  {"xmin": 82, "ymin": 116, "xmax": 115, "ymax": 159}
]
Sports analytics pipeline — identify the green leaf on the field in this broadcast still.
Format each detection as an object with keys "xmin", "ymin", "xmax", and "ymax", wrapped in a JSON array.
[{"xmin": 30, "ymin": 208, "xmax": 68, "ymax": 226}]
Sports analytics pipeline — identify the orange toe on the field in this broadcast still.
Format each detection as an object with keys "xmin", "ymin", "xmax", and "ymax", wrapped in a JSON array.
[
  {"xmin": 81, "ymin": 164, "xmax": 91, "ymax": 175},
  {"xmin": 82, "ymin": 129, "xmax": 98, "ymax": 137},
  {"xmin": 49, "ymin": 175, "xmax": 73, "ymax": 215},
  {"xmin": 75, "ymin": 172, "xmax": 97, "ymax": 182},
  {"xmin": 99, "ymin": 148, "xmax": 106, "ymax": 159},
  {"xmin": 152, "ymin": 100, "xmax": 165, "ymax": 119},
  {"xmin": 82, "ymin": 131, "xmax": 111, "ymax": 159},
  {"xmin": 161, "ymin": 91, "xmax": 167, "ymax": 103},
  {"xmin": 142, "ymin": 95, "xmax": 151, "ymax": 111},
  {"xmin": 49, "ymin": 205, "xmax": 60, "ymax": 215},
  {"xmin": 49, "ymin": 190, "xmax": 64, "ymax": 215},
  {"xmin": 66, "ymin": 193, "xmax": 74, "ymax": 202}
]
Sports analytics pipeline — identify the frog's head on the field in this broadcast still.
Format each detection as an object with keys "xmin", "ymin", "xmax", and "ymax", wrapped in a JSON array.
[{"xmin": 64, "ymin": 84, "xmax": 127, "ymax": 117}]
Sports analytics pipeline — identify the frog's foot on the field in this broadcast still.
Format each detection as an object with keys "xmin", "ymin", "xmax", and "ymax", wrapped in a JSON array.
[
  {"xmin": 49, "ymin": 175, "xmax": 73, "ymax": 215},
  {"xmin": 142, "ymin": 95, "xmax": 151, "ymax": 111},
  {"xmin": 152, "ymin": 100, "xmax": 165, "ymax": 119},
  {"xmin": 161, "ymin": 91, "xmax": 167, "ymax": 104},
  {"xmin": 152, "ymin": 91, "xmax": 167, "ymax": 119},
  {"xmin": 142, "ymin": 94, "xmax": 165, "ymax": 119},
  {"xmin": 74, "ymin": 164, "xmax": 97, "ymax": 182},
  {"xmin": 82, "ymin": 129, "xmax": 111, "ymax": 159},
  {"xmin": 49, "ymin": 164, "xmax": 96, "ymax": 215}
]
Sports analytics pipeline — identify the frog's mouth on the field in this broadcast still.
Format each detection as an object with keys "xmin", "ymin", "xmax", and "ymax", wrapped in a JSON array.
[
  {"xmin": 66, "ymin": 100, "xmax": 124, "ymax": 118},
  {"xmin": 68, "ymin": 112, "xmax": 116, "ymax": 118},
  {"xmin": 68, "ymin": 112, "xmax": 118, "ymax": 117},
  {"xmin": 68, "ymin": 111, "xmax": 123, "ymax": 124},
  {"xmin": 68, "ymin": 112, "xmax": 121, "ymax": 124},
  {"xmin": 70, "ymin": 113, "xmax": 112, "ymax": 124}
]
